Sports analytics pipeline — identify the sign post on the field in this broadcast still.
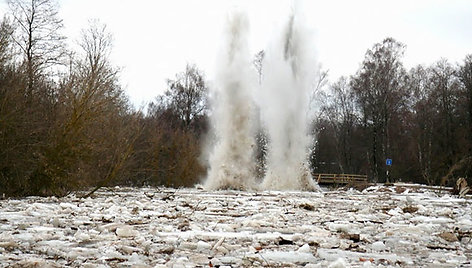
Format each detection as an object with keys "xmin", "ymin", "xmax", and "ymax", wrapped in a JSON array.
[{"xmin": 386, "ymin": 158, "xmax": 392, "ymax": 183}]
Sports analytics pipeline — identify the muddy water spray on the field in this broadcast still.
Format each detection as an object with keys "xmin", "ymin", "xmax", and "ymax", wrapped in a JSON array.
[{"xmin": 204, "ymin": 11, "xmax": 257, "ymax": 190}]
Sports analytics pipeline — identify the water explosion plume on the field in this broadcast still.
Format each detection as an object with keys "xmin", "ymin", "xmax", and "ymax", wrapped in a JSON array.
[
  {"xmin": 204, "ymin": 11, "xmax": 257, "ymax": 190},
  {"xmin": 204, "ymin": 7, "xmax": 320, "ymax": 192},
  {"xmin": 259, "ymin": 11, "xmax": 320, "ymax": 191}
]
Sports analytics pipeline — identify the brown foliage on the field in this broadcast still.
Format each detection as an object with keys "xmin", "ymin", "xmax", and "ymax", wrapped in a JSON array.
[{"xmin": 131, "ymin": 103, "xmax": 206, "ymax": 188}]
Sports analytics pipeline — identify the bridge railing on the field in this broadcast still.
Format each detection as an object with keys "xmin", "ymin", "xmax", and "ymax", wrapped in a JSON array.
[{"xmin": 313, "ymin": 173, "xmax": 368, "ymax": 184}]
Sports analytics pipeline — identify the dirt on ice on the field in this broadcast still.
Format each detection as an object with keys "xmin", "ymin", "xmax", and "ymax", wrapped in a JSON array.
[{"xmin": 1, "ymin": 184, "xmax": 471, "ymax": 267}]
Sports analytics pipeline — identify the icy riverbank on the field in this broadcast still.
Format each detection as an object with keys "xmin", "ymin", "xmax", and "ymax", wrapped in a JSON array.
[{"xmin": 1, "ymin": 185, "xmax": 471, "ymax": 267}]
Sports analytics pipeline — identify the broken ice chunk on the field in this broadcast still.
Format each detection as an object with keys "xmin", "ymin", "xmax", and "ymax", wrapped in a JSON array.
[
  {"xmin": 116, "ymin": 226, "xmax": 138, "ymax": 237},
  {"xmin": 371, "ymin": 241, "xmax": 386, "ymax": 251}
]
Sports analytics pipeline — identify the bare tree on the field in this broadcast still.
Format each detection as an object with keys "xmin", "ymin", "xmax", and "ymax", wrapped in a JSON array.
[
  {"xmin": 409, "ymin": 65, "xmax": 435, "ymax": 184},
  {"xmin": 25, "ymin": 21, "xmax": 130, "ymax": 196},
  {"xmin": 65, "ymin": 21, "xmax": 131, "ymax": 188},
  {"xmin": 351, "ymin": 38, "xmax": 409, "ymax": 182},
  {"xmin": 428, "ymin": 59, "xmax": 461, "ymax": 174},
  {"xmin": 408, "ymin": 60, "xmax": 462, "ymax": 185},
  {"xmin": 309, "ymin": 68, "xmax": 329, "ymax": 114},
  {"xmin": 0, "ymin": 18, "xmax": 14, "ymax": 66},
  {"xmin": 320, "ymin": 77, "xmax": 359, "ymax": 173},
  {"xmin": 73, "ymin": 21, "xmax": 122, "ymax": 105},
  {"xmin": 7, "ymin": 0, "xmax": 66, "ymax": 94},
  {"xmin": 164, "ymin": 63, "xmax": 208, "ymax": 128},
  {"xmin": 458, "ymin": 55, "xmax": 472, "ymax": 152},
  {"xmin": 57, "ymin": 21, "xmax": 122, "ymax": 154}
]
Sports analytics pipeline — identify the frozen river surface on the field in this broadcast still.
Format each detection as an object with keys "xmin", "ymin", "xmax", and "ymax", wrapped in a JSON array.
[{"xmin": 1, "ymin": 184, "xmax": 472, "ymax": 267}]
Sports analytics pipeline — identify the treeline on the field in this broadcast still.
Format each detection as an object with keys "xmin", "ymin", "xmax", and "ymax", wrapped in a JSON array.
[
  {"xmin": 0, "ymin": 0, "xmax": 206, "ymax": 197},
  {"xmin": 1, "ymin": 1, "xmax": 471, "ymax": 197},
  {"xmin": 313, "ymin": 38, "xmax": 472, "ymax": 186}
]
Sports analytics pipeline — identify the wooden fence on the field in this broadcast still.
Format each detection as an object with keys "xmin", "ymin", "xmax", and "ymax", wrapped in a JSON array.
[{"xmin": 313, "ymin": 173, "xmax": 368, "ymax": 185}]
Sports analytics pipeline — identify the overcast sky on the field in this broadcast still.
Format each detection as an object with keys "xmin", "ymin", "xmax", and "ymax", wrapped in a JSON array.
[{"xmin": 1, "ymin": 0, "xmax": 472, "ymax": 107}]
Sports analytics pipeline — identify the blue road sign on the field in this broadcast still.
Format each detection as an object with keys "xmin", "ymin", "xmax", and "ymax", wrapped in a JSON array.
[{"xmin": 386, "ymin": 158, "xmax": 392, "ymax": 166}]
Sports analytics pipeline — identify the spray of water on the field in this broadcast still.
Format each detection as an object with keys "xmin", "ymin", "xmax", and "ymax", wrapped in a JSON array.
[
  {"xmin": 204, "ymin": 6, "xmax": 320, "ymax": 192},
  {"xmin": 204, "ymin": 11, "xmax": 257, "ymax": 190},
  {"xmin": 259, "ymin": 10, "xmax": 320, "ymax": 191}
]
